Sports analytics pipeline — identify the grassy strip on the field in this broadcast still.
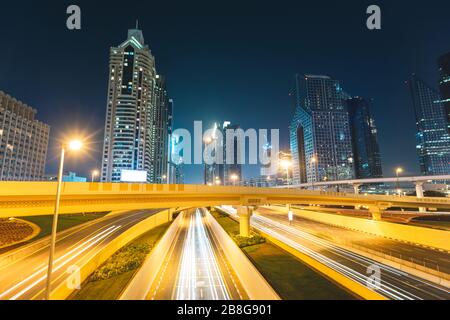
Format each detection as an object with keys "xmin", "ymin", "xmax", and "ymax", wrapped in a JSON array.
[
  {"xmin": 210, "ymin": 208, "xmax": 355, "ymax": 300},
  {"xmin": 70, "ymin": 222, "xmax": 172, "ymax": 300},
  {"xmin": 22, "ymin": 212, "xmax": 110, "ymax": 240},
  {"xmin": 209, "ymin": 208, "xmax": 265, "ymax": 248}
]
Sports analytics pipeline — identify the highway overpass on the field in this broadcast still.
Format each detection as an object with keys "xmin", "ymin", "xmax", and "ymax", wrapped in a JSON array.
[{"xmin": 0, "ymin": 182, "xmax": 449, "ymax": 222}]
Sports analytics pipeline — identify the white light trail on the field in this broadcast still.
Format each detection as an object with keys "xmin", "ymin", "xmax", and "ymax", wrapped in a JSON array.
[
  {"xmin": 0, "ymin": 225, "xmax": 121, "ymax": 300},
  {"xmin": 175, "ymin": 209, "xmax": 230, "ymax": 300}
]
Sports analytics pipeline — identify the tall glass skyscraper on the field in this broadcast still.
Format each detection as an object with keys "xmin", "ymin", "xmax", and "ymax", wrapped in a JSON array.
[
  {"xmin": 101, "ymin": 27, "xmax": 172, "ymax": 183},
  {"xmin": 438, "ymin": 52, "xmax": 450, "ymax": 134},
  {"xmin": 346, "ymin": 97, "xmax": 383, "ymax": 179},
  {"xmin": 290, "ymin": 74, "xmax": 354, "ymax": 184},
  {"xmin": 407, "ymin": 74, "xmax": 450, "ymax": 175}
]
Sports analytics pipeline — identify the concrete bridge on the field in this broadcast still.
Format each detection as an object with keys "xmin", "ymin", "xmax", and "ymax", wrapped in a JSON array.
[{"xmin": 1, "ymin": 182, "xmax": 449, "ymax": 231}]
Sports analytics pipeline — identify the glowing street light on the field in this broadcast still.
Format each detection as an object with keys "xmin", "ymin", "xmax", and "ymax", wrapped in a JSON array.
[
  {"xmin": 395, "ymin": 167, "xmax": 403, "ymax": 190},
  {"xmin": 280, "ymin": 159, "xmax": 292, "ymax": 187},
  {"xmin": 230, "ymin": 174, "xmax": 239, "ymax": 186},
  {"xmin": 45, "ymin": 138, "xmax": 84, "ymax": 300},
  {"xmin": 91, "ymin": 170, "xmax": 99, "ymax": 182}
]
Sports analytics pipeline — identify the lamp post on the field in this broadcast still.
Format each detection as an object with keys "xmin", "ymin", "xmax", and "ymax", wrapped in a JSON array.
[
  {"xmin": 91, "ymin": 170, "xmax": 99, "ymax": 182},
  {"xmin": 230, "ymin": 174, "xmax": 239, "ymax": 186},
  {"xmin": 395, "ymin": 167, "xmax": 403, "ymax": 194},
  {"xmin": 45, "ymin": 139, "xmax": 83, "ymax": 300},
  {"xmin": 280, "ymin": 159, "xmax": 292, "ymax": 188}
]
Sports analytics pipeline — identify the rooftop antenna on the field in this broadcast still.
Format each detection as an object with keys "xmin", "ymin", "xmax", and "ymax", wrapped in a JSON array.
[{"xmin": 135, "ymin": 19, "xmax": 139, "ymax": 29}]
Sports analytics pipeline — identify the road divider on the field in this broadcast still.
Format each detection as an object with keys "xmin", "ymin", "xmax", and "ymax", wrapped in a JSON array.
[{"xmin": 204, "ymin": 210, "xmax": 280, "ymax": 300}]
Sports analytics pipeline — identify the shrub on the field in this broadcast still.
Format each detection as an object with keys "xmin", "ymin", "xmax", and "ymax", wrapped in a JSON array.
[{"xmin": 90, "ymin": 243, "xmax": 151, "ymax": 281}]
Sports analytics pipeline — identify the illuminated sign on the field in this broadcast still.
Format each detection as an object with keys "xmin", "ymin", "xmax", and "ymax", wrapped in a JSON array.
[{"xmin": 120, "ymin": 170, "xmax": 147, "ymax": 183}]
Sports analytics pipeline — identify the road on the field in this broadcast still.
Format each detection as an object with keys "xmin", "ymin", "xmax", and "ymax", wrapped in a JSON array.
[
  {"xmin": 260, "ymin": 207, "xmax": 450, "ymax": 273},
  {"xmin": 255, "ymin": 210, "xmax": 450, "ymax": 300},
  {"xmin": 221, "ymin": 206, "xmax": 450, "ymax": 300},
  {"xmin": 148, "ymin": 208, "xmax": 243, "ymax": 300},
  {"xmin": 0, "ymin": 209, "xmax": 162, "ymax": 300}
]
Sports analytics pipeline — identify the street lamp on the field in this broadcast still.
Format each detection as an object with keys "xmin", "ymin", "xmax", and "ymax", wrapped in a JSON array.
[
  {"xmin": 91, "ymin": 170, "xmax": 99, "ymax": 182},
  {"xmin": 395, "ymin": 167, "xmax": 403, "ymax": 192},
  {"xmin": 280, "ymin": 159, "xmax": 292, "ymax": 188},
  {"xmin": 230, "ymin": 174, "xmax": 239, "ymax": 186},
  {"xmin": 45, "ymin": 139, "xmax": 83, "ymax": 300}
]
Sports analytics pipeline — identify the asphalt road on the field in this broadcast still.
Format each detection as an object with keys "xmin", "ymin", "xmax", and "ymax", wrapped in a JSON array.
[
  {"xmin": 148, "ymin": 208, "xmax": 242, "ymax": 300},
  {"xmin": 249, "ymin": 208, "xmax": 450, "ymax": 300},
  {"xmin": 260, "ymin": 207, "xmax": 450, "ymax": 274},
  {"xmin": 0, "ymin": 209, "xmax": 162, "ymax": 300}
]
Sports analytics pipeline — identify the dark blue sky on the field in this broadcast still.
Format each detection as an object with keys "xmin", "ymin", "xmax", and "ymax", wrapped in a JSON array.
[{"xmin": 1, "ymin": 0, "xmax": 449, "ymax": 183}]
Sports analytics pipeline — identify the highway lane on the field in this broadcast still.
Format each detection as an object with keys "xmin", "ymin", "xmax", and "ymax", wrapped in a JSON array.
[
  {"xmin": 260, "ymin": 207, "xmax": 450, "ymax": 273},
  {"xmin": 149, "ymin": 208, "xmax": 242, "ymax": 300},
  {"xmin": 0, "ymin": 209, "xmax": 162, "ymax": 300},
  {"xmin": 219, "ymin": 206, "xmax": 449, "ymax": 300}
]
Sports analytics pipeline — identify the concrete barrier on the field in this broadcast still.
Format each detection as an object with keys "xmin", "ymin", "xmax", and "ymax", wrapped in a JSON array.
[
  {"xmin": 120, "ymin": 212, "xmax": 184, "ymax": 300},
  {"xmin": 50, "ymin": 209, "xmax": 172, "ymax": 300},
  {"xmin": 205, "ymin": 211, "xmax": 280, "ymax": 300}
]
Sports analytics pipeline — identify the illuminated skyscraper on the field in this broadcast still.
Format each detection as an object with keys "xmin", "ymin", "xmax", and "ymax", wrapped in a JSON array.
[
  {"xmin": 346, "ymin": 97, "xmax": 383, "ymax": 179},
  {"xmin": 290, "ymin": 74, "xmax": 354, "ymax": 185},
  {"xmin": 101, "ymin": 27, "xmax": 172, "ymax": 183},
  {"xmin": 407, "ymin": 74, "xmax": 450, "ymax": 175},
  {"xmin": 438, "ymin": 52, "xmax": 450, "ymax": 134}
]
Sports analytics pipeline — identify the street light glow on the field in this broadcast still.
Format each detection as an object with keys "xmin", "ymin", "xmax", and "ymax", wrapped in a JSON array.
[
  {"xmin": 280, "ymin": 159, "xmax": 292, "ymax": 170},
  {"xmin": 68, "ymin": 140, "xmax": 83, "ymax": 151}
]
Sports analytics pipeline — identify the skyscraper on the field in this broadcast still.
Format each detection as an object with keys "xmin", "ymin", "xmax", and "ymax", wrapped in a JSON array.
[
  {"xmin": 290, "ymin": 74, "xmax": 354, "ymax": 185},
  {"xmin": 0, "ymin": 91, "xmax": 50, "ymax": 181},
  {"xmin": 221, "ymin": 122, "xmax": 242, "ymax": 186},
  {"xmin": 101, "ymin": 27, "xmax": 172, "ymax": 183},
  {"xmin": 346, "ymin": 97, "xmax": 383, "ymax": 179},
  {"xmin": 407, "ymin": 74, "xmax": 450, "ymax": 175},
  {"xmin": 438, "ymin": 52, "xmax": 450, "ymax": 134}
]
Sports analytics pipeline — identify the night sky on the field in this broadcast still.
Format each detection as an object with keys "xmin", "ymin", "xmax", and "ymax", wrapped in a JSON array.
[{"xmin": 1, "ymin": 0, "xmax": 449, "ymax": 183}]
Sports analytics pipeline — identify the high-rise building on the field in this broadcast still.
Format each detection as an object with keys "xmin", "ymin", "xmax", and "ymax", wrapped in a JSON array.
[
  {"xmin": 438, "ymin": 52, "xmax": 450, "ymax": 134},
  {"xmin": 346, "ymin": 97, "xmax": 383, "ymax": 179},
  {"xmin": 290, "ymin": 75, "xmax": 354, "ymax": 185},
  {"xmin": 221, "ymin": 122, "xmax": 242, "ymax": 186},
  {"xmin": 0, "ymin": 91, "xmax": 50, "ymax": 181},
  {"xmin": 101, "ymin": 27, "xmax": 172, "ymax": 183},
  {"xmin": 407, "ymin": 74, "xmax": 450, "ymax": 175}
]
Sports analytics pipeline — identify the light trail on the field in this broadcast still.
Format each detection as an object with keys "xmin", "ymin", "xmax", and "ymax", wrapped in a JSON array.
[
  {"xmin": 252, "ymin": 214, "xmax": 450, "ymax": 300},
  {"xmin": 218, "ymin": 206, "xmax": 450, "ymax": 300},
  {"xmin": 0, "ymin": 225, "xmax": 122, "ymax": 300},
  {"xmin": 174, "ymin": 209, "xmax": 230, "ymax": 300}
]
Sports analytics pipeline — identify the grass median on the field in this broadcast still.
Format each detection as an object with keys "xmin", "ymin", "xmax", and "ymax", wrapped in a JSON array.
[
  {"xmin": 210, "ymin": 208, "xmax": 355, "ymax": 300},
  {"xmin": 22, "ymin": 212, "xmax": 110, "ymax": 240},
  {"xmin": 70, "ymin": 221, "xmax": 172, "ymax": 300}
]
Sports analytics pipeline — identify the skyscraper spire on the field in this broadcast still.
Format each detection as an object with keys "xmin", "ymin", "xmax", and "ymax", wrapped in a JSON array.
[{"xmin": 136, "ymin": 19, "xmax": 139, "ymax": 29}]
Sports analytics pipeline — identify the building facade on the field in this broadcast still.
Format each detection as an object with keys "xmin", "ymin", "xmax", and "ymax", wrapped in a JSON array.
[
  {"xmin": 438, "ymin": 52, "xmax": 450, "ymax": 134},
  {"xmin": 290, "ymin": 74, "xmax": 354, "ymax": 185},
  {"xmin": 407, "ymin": 74, "xmax": 450, "ymax": 175},
  {"xmin": 0, "ymin": 91, "xmax": 49, "ymax": 181},
  {"xmin": 101, "ymin": 27, "xmax": 172, "ymax": 183},
  {"xmin": 346, "ymin": 97, "xmax": 383, "ymax": 179}
]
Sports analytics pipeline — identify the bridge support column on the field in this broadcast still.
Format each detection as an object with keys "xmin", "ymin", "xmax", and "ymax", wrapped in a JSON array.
[
  {"xmin": 353, "ymin": 183, "xmax": 361, "ymax": 195},
  {"xmin": 237, "ymin": 206, "xmax": 254, "ymax": 237},
  {"xmin": 368, "ymin": 206, "xmax": 383, "ymax": 221},
  {"xmin": 415, "ymin": 182, "xmax": 426, "ymax": 213},
  {"xmin": 353, "ymin": 184, "xmax": 362, "ymax": 209}
]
